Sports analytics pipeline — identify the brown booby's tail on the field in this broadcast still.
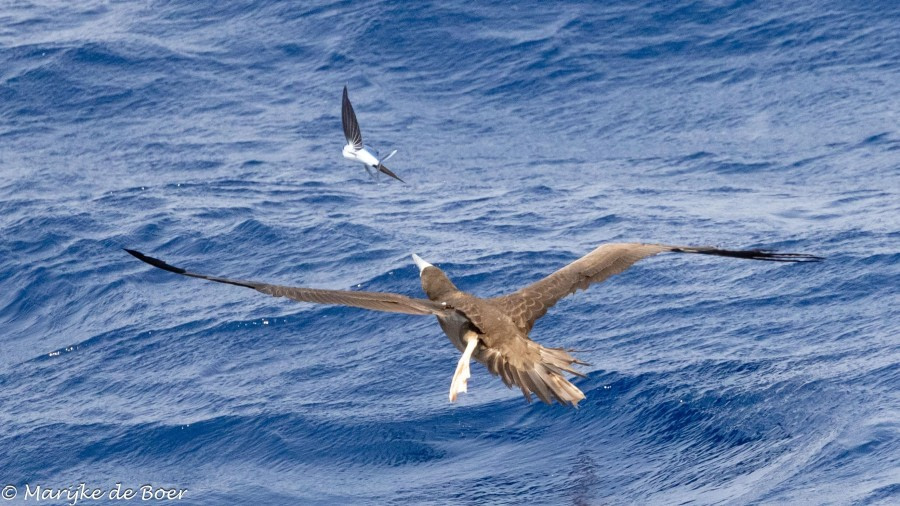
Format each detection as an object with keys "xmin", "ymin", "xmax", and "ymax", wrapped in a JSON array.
[
  {"xmin": 484, "ymin": 342, "xmax": 589, "ymax": 407},
  {"xmin": 531, "ymin": 346, "xmax": 589, "ymax": 407}
]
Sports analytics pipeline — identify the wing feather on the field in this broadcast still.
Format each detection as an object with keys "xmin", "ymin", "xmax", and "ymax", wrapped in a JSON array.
[
  {"xmin": 342, "ymin": 86, "xmax": 364, "ymax": 150},
  {"xmin": 125, "ymin": 249, "xmax": 450, "ymax": 316},
  {"xmin": 493, "ymin": 242, "xmax": 822, "ymax": 332}
]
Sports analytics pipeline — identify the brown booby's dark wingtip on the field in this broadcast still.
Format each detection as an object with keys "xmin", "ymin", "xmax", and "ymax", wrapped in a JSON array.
[
  {"xmin": 124, "ymin": 249, "xmax": 188, "ymax": 275},
  {"xmin": 738, "ymin": 250, "xmax": 825, "ymax": 262},
  {"xmin": 673, "ymin": 247, "xmax": 825, "ymax": 263},
  {"xmin": 759, "ymin": 251, "xmax": 825, "ymax": 262}
]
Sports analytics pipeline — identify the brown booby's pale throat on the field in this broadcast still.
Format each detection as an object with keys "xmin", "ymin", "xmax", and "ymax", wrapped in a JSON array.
[{"xmin": 125, "ymin": 243, "xmax": 822, "ymax": 406}]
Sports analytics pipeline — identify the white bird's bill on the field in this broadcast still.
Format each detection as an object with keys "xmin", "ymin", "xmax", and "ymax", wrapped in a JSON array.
[
  {"xmin": 449, "ymin": 333, "xmax": 479, "ymax": 402},
  {"xmin": 411, "ymin": 253, "xmax": 433, "ymax": 273}
]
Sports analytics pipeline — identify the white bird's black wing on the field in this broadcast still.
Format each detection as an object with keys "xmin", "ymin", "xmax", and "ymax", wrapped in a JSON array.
[
  {"xmin": 126, "ymin": 249, "xmax": 452, "ymax": 316},
  {"xmin": 492, "ymin": 243, "xmax": 823, "ymax": 333},
  {"xmin": 342, "ymin": 85, "xmax": 363, "ymax": 150}
]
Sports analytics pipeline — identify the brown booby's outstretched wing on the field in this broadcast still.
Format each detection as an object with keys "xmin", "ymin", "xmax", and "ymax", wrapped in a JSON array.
[
  {"xmin": 493, "ymin": 243, "xmax": 823, "ymax": 333},
  {"xmin": 125, "ymin": 249, "xmax": 451, "ymax": 316},
  {"xmin": 342, "ymin": 85, "xmax": 364, "ymax": 150}
]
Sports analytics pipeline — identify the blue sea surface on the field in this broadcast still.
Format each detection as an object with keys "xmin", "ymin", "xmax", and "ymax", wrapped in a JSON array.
[{"xmin": 2, "ymin": 1, "xmax": 898, "ymax": 504}]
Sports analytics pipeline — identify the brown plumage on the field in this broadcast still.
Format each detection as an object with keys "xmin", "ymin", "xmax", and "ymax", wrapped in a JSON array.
[{"xmin": 125, "ymin": 243, "xmax": 821, "ymax": 406}]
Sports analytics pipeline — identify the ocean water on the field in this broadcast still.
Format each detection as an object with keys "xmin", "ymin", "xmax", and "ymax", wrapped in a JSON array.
[{"xmin": 1, "ymin": 0, "xmax": 898, "ymax": 504}]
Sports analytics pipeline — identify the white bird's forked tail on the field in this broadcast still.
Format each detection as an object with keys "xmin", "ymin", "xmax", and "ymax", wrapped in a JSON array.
[{"xmin": 381, "ymin": 149, "xmax": 397, "ymax": 163}]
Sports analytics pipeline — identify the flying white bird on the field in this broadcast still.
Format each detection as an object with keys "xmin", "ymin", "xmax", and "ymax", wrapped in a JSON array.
[{"xmin": 341, "ymin": 85, "xmax": 404, "ymax": 183}]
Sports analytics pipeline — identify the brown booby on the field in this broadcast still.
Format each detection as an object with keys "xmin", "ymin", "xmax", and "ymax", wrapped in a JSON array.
[{"xmin": 125, "ymin": 243, "xmax": 821, "ymax": 406}]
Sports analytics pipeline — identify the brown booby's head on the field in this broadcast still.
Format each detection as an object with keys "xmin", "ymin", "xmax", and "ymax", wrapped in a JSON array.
[{"xmin": 411, "ymin": 253, "xmax": 458, "ymax": 300}]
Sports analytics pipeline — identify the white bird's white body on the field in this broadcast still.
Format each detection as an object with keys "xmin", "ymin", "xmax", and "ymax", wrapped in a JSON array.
[{"xmin": 342, "ymin": 144, "xmax": 380, "ymax": 166}]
